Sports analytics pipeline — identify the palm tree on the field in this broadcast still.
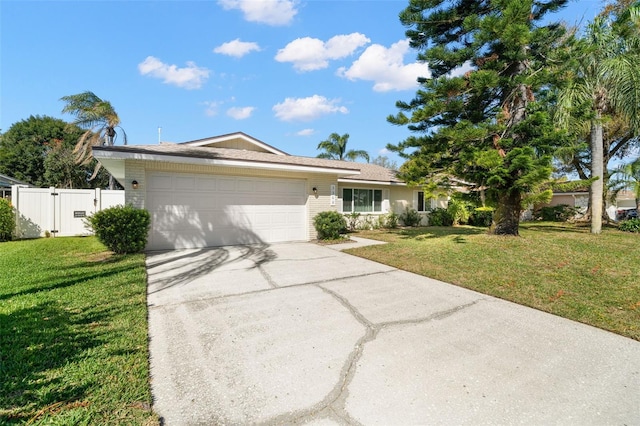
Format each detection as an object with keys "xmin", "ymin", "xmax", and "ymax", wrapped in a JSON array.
[
  {"xmin": 60, "ymin": 91, "xmax": 127, "ymax": 189},
  {"xmin": 316, "ymin": 132, "xmax": 369, "ymax": 162},
  {"xmin": 555, "ymin": 7, "xmax": 640, "ymax": 233}
]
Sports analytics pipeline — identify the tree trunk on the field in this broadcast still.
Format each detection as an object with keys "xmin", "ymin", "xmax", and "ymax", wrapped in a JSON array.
[
  {"xmin": 489, "ymin": 190, "xmax": 522, "ymax": 236},
  {"xmin": 590, "ymin": 119, "xmax": 604, "ymax": 234}
]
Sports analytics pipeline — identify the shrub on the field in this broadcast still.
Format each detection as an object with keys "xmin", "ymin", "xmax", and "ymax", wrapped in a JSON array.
[
  {"xmin": 87, "ymin": 205, "xmax": 150, "ymax": 254},
  {"xmin": 428, "ymin": 207, "xmax": 453, "ymax": 226},
  {"xmin": 619, "ymin": 218, "xmax": 640, "ymax": 233},
  {"xmin": 380, "ymin": 211, "xmax": 399, "ymax": 229},
  {"xmin": 0, "ymin": 199, "xmax": 15, "ymax": 242},
  {"xmin": 534, "ymin": 204, "xmax": 579, "ymax": 222},
  {"xmin": 313, "ymin": 211, "xmax": 347, "ymax": 240},
  {"xmin": 446, "ymin": 198, "xmax": 471, "ymax": 225},
  {"xmin": 400, "ymin": 207, "xmax": 422, "ymax": 227},
  {"xmin": 357, "ymin": 215, "xmax": 377, "ymax": 231},
  {"xmin": 345, "ymin": 212, "xmax": 361, "ymax": 231},
  {"xmin": 469, "ymin": 207, "xmax": 494, "ymax": 227}
]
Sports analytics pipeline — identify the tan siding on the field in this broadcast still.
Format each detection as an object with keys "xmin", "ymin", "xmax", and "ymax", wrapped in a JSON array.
[
  {"xmin": 126, "ymin": 160, "xmax": 350, "ymax": 241},
  {"xmin": 307, "ymin": 175, "xmax": 339, "ymax": 240},
  {"xmin": 549, "ymin": 194, "xmax": 576, "ymax": 207},
  {"xmin": 124, "ymin": 160, "xmax": 146, "ymax": 208},
  {"xmin": 207, "ymin": 139, "xmax": 271, "ymax": 152}
]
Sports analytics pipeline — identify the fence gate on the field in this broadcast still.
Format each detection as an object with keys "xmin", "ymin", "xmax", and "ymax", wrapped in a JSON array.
[{"xmin": 12, "ymin": 186, "xmax": 125, "ymax": 238}]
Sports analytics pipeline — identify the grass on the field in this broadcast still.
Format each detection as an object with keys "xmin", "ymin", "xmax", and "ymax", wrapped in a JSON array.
[
  {"xmin": 351, "ymin": 222, "xmax": 640, "ymax": 341},
  {"xmin": 0, "ymin": 237, "xmax": 156, "ymax": 425}
]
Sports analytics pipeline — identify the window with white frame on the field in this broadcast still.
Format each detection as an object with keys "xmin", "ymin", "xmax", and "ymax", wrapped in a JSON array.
[
  {"xmin": 415, "ymin": 191, "xmax": 436, "ymax": 211},
  {"xmin": 342, "ymin": 188, "xmax": 383, "ymax": 213}
]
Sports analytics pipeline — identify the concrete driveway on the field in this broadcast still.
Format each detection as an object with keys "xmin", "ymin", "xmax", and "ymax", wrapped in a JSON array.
[{"xmin": 146, "ymin": 241, "xmax": 640, "ymax": 425}]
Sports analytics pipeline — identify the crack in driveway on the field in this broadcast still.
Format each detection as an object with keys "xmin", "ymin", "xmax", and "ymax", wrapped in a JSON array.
[{"xmin": 261, "ymin": 284, "xmax": 485, "ymax": 425}]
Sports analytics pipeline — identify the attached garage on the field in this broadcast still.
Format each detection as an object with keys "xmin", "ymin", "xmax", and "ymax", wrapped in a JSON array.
[{"xmin": 147, "ymin": 172, "xmax": 307, "ymax": 250}]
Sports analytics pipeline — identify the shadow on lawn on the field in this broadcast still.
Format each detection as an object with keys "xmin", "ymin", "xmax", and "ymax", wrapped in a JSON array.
[
  {"xmin": 396, "ymin": 226, "xmax": 487, "ymax": 240},
  {"xmin": 0, "ymin": 301, "xmax": 104, "ymax": 423},
  {"xmin": 0, "ymin": 263, "xmax": 134, "ymax": 302},
  {"xmin": 519, "ymin": 222, "xmax": 593, "ymax": 234}
]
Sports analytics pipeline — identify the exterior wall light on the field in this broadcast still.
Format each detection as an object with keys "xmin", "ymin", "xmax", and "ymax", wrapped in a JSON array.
[
  {"xmin": 132, "ymin": 180, "xmax": 139, "ymax": 190},
  {"xmin": 312, "ymin": 187, "xmax": 318, "ymax": 195}
]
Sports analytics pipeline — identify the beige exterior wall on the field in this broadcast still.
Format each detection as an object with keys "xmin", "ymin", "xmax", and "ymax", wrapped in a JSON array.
[
  {"xmin": 123, "ymin": 159, "xmax": 343, "ymax": 241},
  {"xmin": 123, "ymin": 159, "xmax": 443, "ymax": 241},
  {"xmin": 307, "ymin": 175, "xmax": 340, "ymax": 240},
  {"xmin": 124, "ymin": 160, "xmax": 146, "ymax": 208},
  {"xmin": 548, "ymin": 194, "xmax": 578, "ymax": 207},
  {"xmin": 389, "ymin": 186, "xmax": 414, "ymax": 215},
  {"xmin": 211, "ymin": 139, "xmax": 272, "ymax": 152}
]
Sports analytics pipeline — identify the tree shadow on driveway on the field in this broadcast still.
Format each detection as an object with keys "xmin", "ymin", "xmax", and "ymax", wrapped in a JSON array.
[{"xmin": 145, "ymin": 243, "xmax": 277, "ymax": 296}]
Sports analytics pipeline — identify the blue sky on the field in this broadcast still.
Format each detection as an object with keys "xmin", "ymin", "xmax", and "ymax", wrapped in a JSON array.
[{"xmin": 2, "ymin": 0, "xmax": 602, "ymax": 164}]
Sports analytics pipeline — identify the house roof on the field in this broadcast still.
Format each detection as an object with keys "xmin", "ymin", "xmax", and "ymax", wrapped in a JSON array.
[
  {"xmin": 93, "ymin": 142, "xmax": 404, "ymax": 185},
  {"xmin": 339, "ymin": 163, "xmax": 404, "ymax": 185},
  {"xmin": 93, "ymin": 132, "xmax": 404, "ymax": 186},
  {"xmin": 0, "ymin": 173, "xmax": 30, "ymax": 188},
  {"xmin": 180, "ymin": 132, "xmax": 289, "ymax": 156}
]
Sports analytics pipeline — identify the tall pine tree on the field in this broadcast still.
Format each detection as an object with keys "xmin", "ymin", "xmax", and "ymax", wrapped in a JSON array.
[{"xmin": 388, "ymin": 0, "xmax": 569, "ymax": 235}]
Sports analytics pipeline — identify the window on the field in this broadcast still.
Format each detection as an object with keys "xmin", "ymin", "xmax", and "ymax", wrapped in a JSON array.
[
  {"xmin": 342, "ymin": 188, "xmax": 383, "ymax": 213},
  {"xmin": 415, "ymin": 191, "xmax": 436, "ymax": 211},
  {"xmin": 417, "ymin": 191, "xmax": 425, "ymax": 212}
]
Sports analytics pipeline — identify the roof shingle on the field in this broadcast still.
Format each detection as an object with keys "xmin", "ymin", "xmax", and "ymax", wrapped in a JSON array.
[{"xmin": 93, "ymin": 144, "xmax": 404, "ymax": 184}]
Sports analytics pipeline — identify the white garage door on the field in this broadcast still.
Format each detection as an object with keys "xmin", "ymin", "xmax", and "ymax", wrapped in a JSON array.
[{"xmin": 147, "ymin": 172, "xmax": 307, "ymax": 250}]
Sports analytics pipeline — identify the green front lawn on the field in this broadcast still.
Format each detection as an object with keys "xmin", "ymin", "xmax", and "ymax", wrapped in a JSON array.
[
  {"xmin": 0, "ymin": 237, "xmax": 156, "ymax": 424},
  {"xmin": 352, "ymin": 222, "xmax": 640, "ymax": 341}
]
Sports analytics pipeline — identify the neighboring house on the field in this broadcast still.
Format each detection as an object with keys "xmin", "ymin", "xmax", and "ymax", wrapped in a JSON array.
[
  {"xmin": 0, "ymin": 173, "xmax": 30, "ymax": 199},
  {"xmin": 92, "ymin": 132, "xmax": 440, "ymax": 250},
  {"xmin": 537, "ymin": 188, "xmax": 636, "ymax": 221}
]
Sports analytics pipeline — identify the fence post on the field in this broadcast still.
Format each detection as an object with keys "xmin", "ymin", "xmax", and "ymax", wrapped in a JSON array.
[
  {"xmin": 94, "ymin": 188, "xmax": 101, "ymax": 212},
  {"xmin": 11, "ymin": 185, "xmax": 20, "ymax": 238},
  {"xmin": 49, "ymin": 187, "xmax": 57, "ymax": 237}
]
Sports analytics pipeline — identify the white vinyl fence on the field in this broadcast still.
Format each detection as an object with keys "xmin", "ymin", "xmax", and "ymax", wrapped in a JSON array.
[{"xmin": 11, "ymin": 186, "xmax": 125, "ymax": 239}]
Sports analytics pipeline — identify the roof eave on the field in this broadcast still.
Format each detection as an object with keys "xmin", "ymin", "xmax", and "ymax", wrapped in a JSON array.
[
  {"xmin": 337, "ymin": 178, "xmax": 406, "ymax": 186},
  {"xmin": 92, "ymin": 148, "xmax": 360, "ymax": 177}
]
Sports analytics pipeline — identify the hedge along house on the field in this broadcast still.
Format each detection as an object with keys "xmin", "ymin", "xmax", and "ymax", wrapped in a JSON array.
[{"xmin": 92, "ymin": 132, "xmax": 439, "ymax": 250}]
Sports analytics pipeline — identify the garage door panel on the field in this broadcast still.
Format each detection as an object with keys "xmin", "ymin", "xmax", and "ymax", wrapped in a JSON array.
[
  {"xmin": 217, "ymin": 178, "xmax": 236, "ymax": 191},
  {"xmin": 148, "ymin": 174, "xmax": 173, "ymax": 190},
  {"xmin": 147, "ymin": 172, "xmax": 307, "ymax": 249},
  {"xmin": 174, "ymin": 176, "xmax": 195, "ymax": 190},
  {"xmin": 196, "ymin": 176, "xmax": 217, "ymax": 191}
]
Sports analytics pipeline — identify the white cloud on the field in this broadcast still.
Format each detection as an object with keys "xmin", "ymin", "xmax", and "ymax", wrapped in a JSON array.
[
  {"xmin": 203, "ymin": 101, "xmax": 223, "ymax": 116},
  {"xmin": 214, "ymin": 39, "xmax": 260, "ymax": 58},
  {"xmin": 337, "ymin": 39, "xmax": 430, "ymax": 92},
  {"xmin": 275, "ymin": 33, "xmax": 370, "ymax": 72},
  {"xmin": 448, "ymin": 60, "xmax": 475, "ymax": 78},
  {"xmin": 218, "ymin": 0, "xmax": 298, "ymax": 26},
  {"xmin": 138, "ymin": 56, "xmax": 210, "ymax": 90},
  {"xmin": 226, "ymin": 106, "xmax": 255, "ymax": 119},
  {"xmin": 296, "ymin": 128, "xmax": 315, "ymax": 136},
  {"xmin": 378, "ymin": 148, "xmax": 390, "ymax": 155},
  {"xmin": 272, "ymin": 95, "xmax": 348, "ymax": 122}
]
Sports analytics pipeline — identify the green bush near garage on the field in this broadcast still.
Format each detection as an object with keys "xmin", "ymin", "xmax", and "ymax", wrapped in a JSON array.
[
  {"xmin": 87, "ymin": 205, "xmax": 150, "ymax": 254},
  {"xmin": 313, "ymin": 211, "xmax": 347, "ymax": 240}
]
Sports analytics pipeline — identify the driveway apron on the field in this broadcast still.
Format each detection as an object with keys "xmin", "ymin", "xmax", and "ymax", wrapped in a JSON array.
[{"xmin": 146, "ymin": 242, "xmax": 640, "ymax": 425}]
